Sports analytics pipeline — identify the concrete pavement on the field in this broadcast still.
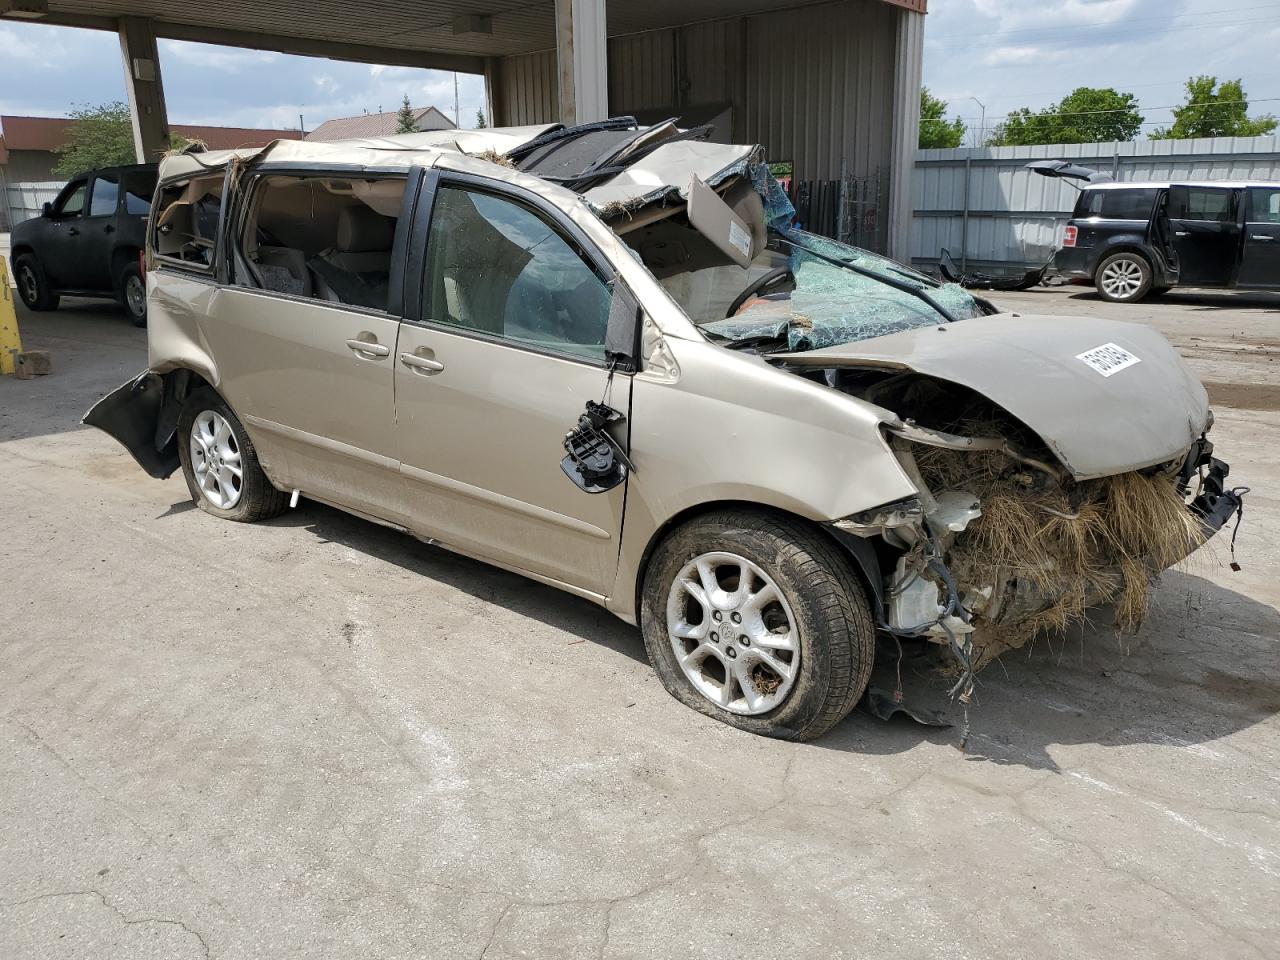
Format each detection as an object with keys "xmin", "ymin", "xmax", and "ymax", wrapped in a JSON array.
[{"xmin": 2, "ymin": 289, "xmax": 1278, "ymax": 958}]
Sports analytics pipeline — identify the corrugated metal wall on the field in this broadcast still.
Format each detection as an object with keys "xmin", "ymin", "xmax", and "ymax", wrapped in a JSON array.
[
  {"xmin": 912, "ymin": 135, "xmax": 1280, "ymax": 271},
  {"xmin": 495, "ymin": 0, "xmax": 898, "ymax": 184},
  {"xmin": 738, "ymin": 1, "xmax": 896, "ymax": 182},
  {"xmin": 495, "ymin": 50, "xmax": 558, "ymax": 130}
]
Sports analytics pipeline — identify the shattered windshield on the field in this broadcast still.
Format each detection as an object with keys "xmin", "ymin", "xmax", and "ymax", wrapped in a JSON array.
[{"xmin": 672, "ymin": 229, "xmax": 986, "ymax": 353}]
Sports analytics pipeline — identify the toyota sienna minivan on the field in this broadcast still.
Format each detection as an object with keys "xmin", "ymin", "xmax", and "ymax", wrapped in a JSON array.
[{"xmin": 85, "ymin": 121, "xmax": 1244, "ymax": 740}]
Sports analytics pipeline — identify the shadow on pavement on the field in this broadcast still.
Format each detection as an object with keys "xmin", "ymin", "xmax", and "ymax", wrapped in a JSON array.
[
  {"xmin": 1065, "ymin": 288, "xmax": 1280, "ymax": 311},
  {"xmin": 249, "ymin": 496, "xmax": 649, "ymax": 666},
  {"xmin": 825, "ymin": 567, "xmax": 1280, "ymax": 769},
  {"xmin": 156, "ymin": 492, "xmax": 1280, "ymax": 768}
]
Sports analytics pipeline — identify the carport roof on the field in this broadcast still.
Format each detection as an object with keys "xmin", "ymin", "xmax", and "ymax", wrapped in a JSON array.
[{"xmin": 32, "ymin": 0, "xmax": 924, "ymax": 71}]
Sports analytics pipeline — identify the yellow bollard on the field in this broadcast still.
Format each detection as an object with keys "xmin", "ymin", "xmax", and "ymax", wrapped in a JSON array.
[{"xmin": 0, "ymin": 258, "xmax": 22, "ymax": 376}]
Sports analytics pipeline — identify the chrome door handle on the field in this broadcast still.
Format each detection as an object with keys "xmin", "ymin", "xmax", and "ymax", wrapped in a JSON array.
[
  {"xmin": 399, "ymin": 352, "xmax": 444, "ymax": 373},
  {"xmin": 1174, "ymin": 230, "xmax": 1190, "ymax": 237},
  {"xmin": 1250, "ymin": 234, "xmax": 1275, "ymax": 241},
  {"xmin": 345, "ymin": 338, "xmax": 390, "ymax": 358}
]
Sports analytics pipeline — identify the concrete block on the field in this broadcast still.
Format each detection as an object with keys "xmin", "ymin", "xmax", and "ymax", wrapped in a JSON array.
[{"xmin": 13, "ymin": 350, "xmax": 52, "ymax": 380}]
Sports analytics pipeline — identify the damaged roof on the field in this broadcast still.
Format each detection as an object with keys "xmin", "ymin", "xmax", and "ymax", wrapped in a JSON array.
[{"xmin": 158, "ymin": 119, "xmax": 760, "ymax": 218}]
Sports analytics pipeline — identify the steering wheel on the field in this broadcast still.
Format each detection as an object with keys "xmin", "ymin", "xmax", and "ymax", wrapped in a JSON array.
[{"xmin": 725, "ymin": 267, "xmax": 794, "ymax": 318}]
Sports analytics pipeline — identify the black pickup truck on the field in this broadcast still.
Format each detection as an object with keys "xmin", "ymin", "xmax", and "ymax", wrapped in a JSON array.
[{"xmin": 10, "ymin": 163, "xmax": 158, "ymax": 326}]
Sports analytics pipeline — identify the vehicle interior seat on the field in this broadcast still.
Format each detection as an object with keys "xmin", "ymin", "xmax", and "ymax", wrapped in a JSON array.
[
  {"xmin": 254, "ymin": 246, "xmax": 313, "ymax": 297},
  {"xmin": 307, "ymin": 205, "xmax": 396, "ymax": 309}
]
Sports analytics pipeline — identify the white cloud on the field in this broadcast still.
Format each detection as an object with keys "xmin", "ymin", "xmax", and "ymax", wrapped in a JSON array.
[
  {"xmin": 0, "ymin": 23, "xmax": 68, "ymax": 69},
  {"xmin": 161, "ymin": 39, "xmax": 276, "ymax": 71}
]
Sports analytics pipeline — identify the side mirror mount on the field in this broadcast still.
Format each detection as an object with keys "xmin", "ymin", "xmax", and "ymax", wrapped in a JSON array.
[
  {"xmin": 604, "ymin": 277, "xmax": 640, "ymax": 371},
  {"xmin": 41, "ymin": 202, "xmax": 53, "ymax": 218}
]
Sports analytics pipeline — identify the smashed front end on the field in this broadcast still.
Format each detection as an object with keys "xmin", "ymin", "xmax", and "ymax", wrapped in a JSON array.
[{"xmin": 829, "ymin": 398, "xmax": 1242, "ymax": 693}]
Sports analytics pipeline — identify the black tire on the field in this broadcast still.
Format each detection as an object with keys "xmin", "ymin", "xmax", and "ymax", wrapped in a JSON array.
[
  {"xmin": 1094, "ymin": 251, "xmax": 1152, "ymax": 303},
  {"xmin": 13, "ymin": 253, "xmax": 60, "ymax": 311},
  {"xmin": 177, "ymin": 390, "xmax": 288, "ymax": 523},
  {"xmin": 120, "ymin": 261, "xmax": 147, "ymax": 327},
  {"xmin": 640, "ymin": 509, "xmax": 875, "ymax": 741}
]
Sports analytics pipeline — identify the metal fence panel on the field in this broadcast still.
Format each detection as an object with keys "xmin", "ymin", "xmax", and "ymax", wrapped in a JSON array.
[
  {"xmin": 3, "ymin": 182, "xmax": 62, "ymax": 231},
  {"xmin": 910, "ymin": 135, "xmax": 1280, "ymax": 271}
]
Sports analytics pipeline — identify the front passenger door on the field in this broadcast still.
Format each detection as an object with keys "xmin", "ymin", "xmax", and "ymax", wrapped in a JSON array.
[{"xmin": 394, "ymin": 177, "xmax": 629, "ymax": 596}]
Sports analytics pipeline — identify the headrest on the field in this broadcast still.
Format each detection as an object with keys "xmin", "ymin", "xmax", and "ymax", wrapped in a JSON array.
[{"xmin": 337, "ymin": 205, "xmax": 395, "ymax": 253}]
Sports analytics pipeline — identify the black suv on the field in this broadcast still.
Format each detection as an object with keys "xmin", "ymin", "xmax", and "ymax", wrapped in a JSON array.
[
  {"xmin": 1052, "ymin": 179, "xmax": 1280, "ymax": 303},
  {"xmin": 10, "ymin": 163, "xmax": 158, "ymax": 326}
]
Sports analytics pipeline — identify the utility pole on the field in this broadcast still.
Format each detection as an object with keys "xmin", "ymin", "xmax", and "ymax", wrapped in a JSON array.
[
  {"xmin": 453, "ymin": 72, "xmax": 460, "ymax": 126},
  {"xmin": 970, "ymin": 96, "xmax": 986, "ymax": 147},
  {"xmin": 298, "ymin": 113, "xmax": 305, "ymax": 137}
]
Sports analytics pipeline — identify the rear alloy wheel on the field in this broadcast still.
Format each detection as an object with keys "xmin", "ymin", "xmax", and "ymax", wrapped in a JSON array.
[
  {"xmin": 13, "ymin": 253, "xmax": 60, "ymax": 311},
  {"xmin": 121, "ymin": 262, "xmax": 147, "ymax": 327},
  {"xmin": 1095, "ymin": 252, "xmax": 1152, "ymax": 303},
  {"xmin": 640, "ymin": 510, "xmax": 875, "ymax": 741},
  {"xmin": 177, "ymin": 391, "xmax": 288, "ymax": 523}
]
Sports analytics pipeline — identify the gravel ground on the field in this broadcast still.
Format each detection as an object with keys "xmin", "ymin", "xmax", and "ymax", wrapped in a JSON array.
[{"xmin": 2, "ymin": 287, "xmax": 1278, "ymax": 959}]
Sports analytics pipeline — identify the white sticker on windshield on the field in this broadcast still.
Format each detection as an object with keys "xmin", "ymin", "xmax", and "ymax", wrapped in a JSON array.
[
  {"xmin": 728, "ymin": 220, "xmax": 752, "ymax": 257},
  {"xmin": 1077, "ymin": 342, "xmax": 1141, "ymax": 377}
]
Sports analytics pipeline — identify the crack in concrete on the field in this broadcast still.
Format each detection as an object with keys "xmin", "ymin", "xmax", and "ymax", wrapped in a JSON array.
[{"xmin": 1, "ymin": 889, "xmax": 210, "ymax": 959}]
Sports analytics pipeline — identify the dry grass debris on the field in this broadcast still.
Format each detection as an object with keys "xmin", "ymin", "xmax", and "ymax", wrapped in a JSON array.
[{"xmin": 915, "ymin": 434, "xmax": 1204, "ymax": 668}]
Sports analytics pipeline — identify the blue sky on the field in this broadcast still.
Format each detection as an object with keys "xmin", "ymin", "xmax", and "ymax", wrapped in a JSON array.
[
  {"xmin": 923, "ymin": 0, "xmax": 1280, "ymax": 144},
  {"xmin": 0, "ymin": 0, "xmax": 1277, "ymax": 136},
  {"xmin": 0, "ymin": 25, "xmax": 488, "ymax": 133}
]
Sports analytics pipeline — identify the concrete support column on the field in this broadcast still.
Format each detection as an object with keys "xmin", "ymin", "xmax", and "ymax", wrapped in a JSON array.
[
  {"xmin": 118, "ymin": 17, "xmax": 171, "ymax": 163},
  {"xmin": 887, "ymin": 8, "xmax": 923, "ymax": 264},
  {"xmin": 554, "ymin": 0, "xmax": 608, "ymax": 126},
  {"xmin": 483, "ymin": 57, "xmax": 508, "ymax": 128}
]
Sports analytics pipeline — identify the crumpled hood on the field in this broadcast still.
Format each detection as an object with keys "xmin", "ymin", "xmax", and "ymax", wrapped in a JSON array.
[{"xmin": 778, "ymin": 313, "xmax": 1210, "ymax": 479}]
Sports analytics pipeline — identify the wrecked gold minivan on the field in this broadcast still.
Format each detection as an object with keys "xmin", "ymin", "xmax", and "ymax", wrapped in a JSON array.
[{"xmin": 87, "ymin": 120, "xmax": 1245, "ymax": 740}]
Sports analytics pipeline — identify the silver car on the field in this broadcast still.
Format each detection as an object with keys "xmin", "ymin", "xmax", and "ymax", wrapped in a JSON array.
[{"xmin": 88, "ymin": 120, "xmax": 1244, "ymax": 740}]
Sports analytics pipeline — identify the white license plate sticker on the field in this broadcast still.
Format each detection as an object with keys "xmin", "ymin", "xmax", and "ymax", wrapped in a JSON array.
[{"xmin": 1077, "ymin": 343, "xmax": 1141, "ymax": 377}]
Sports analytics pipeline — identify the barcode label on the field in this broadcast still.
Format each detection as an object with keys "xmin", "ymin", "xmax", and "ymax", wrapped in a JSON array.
[{"xmin": 1077, "ymin": 343, "xmax": 1141, "ymax": 377}]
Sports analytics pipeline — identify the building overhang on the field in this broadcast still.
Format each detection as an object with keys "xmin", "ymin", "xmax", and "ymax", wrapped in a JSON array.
[{"xmin": 8, "ymin": 0, "xmax": 923, "ymax": 73}]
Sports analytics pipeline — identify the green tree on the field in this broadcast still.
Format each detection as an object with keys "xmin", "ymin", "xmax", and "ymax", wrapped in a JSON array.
[
  {"xmin": 395, "ymin": 95, "xmax": 418, "ymax": 134},
  {"xmin": 987, "ymin": 87, "xmax": 1143, "ymax": 146},
  {"xmin": 918, "ymin": 87, "xmax": 965, "ymax": 149},
  {"xmin": 475, "ymin": 109, "xmax": 487, "ymax": 129},
  {"xmin": 52, "ymin": 101, "xmax": 136, "ymax": 177},
  {"xmin": 1150, "ymin": 76, "xmax": 1277, "ymax": 139}
]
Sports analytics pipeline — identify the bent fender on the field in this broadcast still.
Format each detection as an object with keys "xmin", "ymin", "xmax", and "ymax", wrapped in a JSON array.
[{"xmin": 82, "ymin": 370, "xmax": 188, "ymax": 479}]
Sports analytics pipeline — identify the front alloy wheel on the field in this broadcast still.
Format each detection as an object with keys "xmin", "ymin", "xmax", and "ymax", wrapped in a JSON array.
[
  {"xmin": 641, "ymin": 510, "xmax": 875, "ymax": 741},
  {"xmin": 13, "ymin": 253, "xmax": 59, "ymax": 311},
  {"xmin": 667, "ymin": 552, "xmax": 800, "ymax": 715}
]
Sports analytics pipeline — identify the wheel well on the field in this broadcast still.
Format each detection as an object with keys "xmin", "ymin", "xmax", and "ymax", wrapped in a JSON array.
[
  {"xmin": 1094, "ymin": 244, "xmax": 1153, "ymax": 279},
  {"xmin": 634, "ymin": 500, "xmax": 884, "ymax": 621},
  {"xmin": 111, "ymin": 246, "xmax": 142, "ymax": 292},
  {"xmin": 10, "ymin": 244, "xmax": 33, "ymax": 262}
]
